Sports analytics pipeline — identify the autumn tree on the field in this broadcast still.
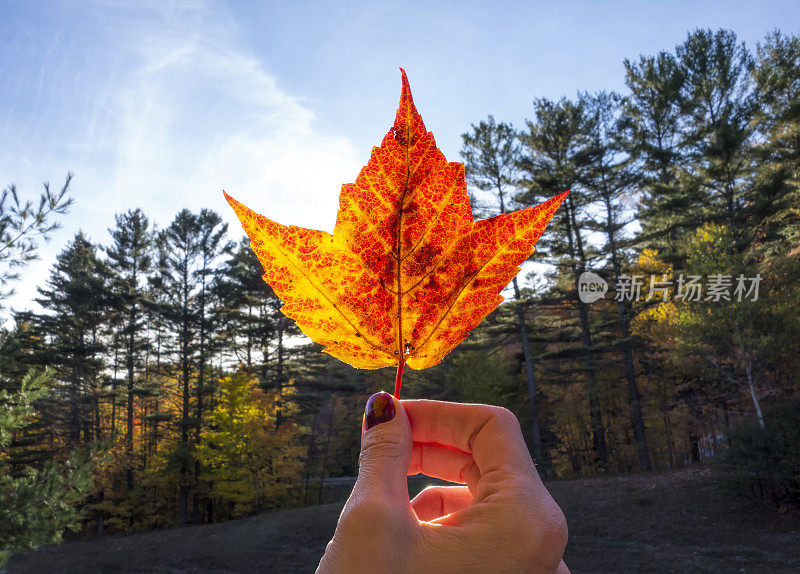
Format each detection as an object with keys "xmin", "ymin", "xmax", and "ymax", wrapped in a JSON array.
[{"xmin": 197, "ymin": 372, "xmax": 304, "ymax": 519}]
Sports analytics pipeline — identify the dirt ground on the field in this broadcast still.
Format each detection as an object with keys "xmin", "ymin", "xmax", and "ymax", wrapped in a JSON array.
[{"xmin": 8, "ymin": 468, "xmax": 800, "ymax": 573}]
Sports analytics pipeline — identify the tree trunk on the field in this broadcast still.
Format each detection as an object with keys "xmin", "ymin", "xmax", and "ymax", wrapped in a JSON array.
[
  {"xmin": 96, "ymin": 490, "xmax": 104, "ymax": 537},
  {"xmin": 276, "ymin": 316, "xmax": 285, "ymax": 428},
  {"xmin": 604, "ymin": 217, "xmax": 652, "ymax": 470},
  {"xmin": 126, "ymin": 307, "xmax": 135, "ymax": 494},
  {"xmin": 111, "ymin": 337, "xmax": 118, "ymax": 440},
  {"xmin": 743, "ymin": 353, "xmax": 765, "ymax": 429},
  {"xmin": 318, "ymin": 400, "xmax": 335, "ymax": 505},
  {"xmin": 497, "ymin": 186, "xmax": 545, "ymax": 472},
  {"xmin": 512, "ymin": 278, "xmax": 544, "ymax": 470},
  {"xmin": 566, "ymin": 196, "xmax": 608, "ymax": 470},
  {"xmin": 303, "ymin": 420, "xmax": 318, "ymax": 506}
]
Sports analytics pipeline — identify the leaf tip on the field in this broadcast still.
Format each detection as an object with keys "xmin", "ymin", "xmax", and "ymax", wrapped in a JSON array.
[
  {"xmin": 399, "ymin": 67, "xmax": 412, "ymax": 105},
  {"xmin": 550, "ymin": 189, "xmax": 570, "ymax": 210},
  {"xmin": 393, "ymin": 68, "xmax": 425, "ymax": 141}
]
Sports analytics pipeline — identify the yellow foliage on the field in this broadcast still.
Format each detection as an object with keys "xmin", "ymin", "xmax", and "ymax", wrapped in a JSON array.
[
  {"xmin": 197, "ymin": 372, "xmax": 305, "ymax": 518},
  {"xmin": 637, "ymin": 248, "xmax": 673, "ymax": 276}
]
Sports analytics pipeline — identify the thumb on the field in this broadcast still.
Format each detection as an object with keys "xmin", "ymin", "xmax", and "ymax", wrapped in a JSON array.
[{"xmin": 354, "ymin": 391, "xmax": 412, "ymax": 503}]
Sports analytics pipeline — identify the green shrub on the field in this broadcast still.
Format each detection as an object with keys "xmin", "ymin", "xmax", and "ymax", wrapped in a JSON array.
[{"xmin": 715, "ymin": 400, "xmax": 800, "ymax": 509}]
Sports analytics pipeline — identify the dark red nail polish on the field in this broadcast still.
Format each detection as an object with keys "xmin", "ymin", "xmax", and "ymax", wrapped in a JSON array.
[{"xmin": 364, "ymin": 391, "xmax": 395, "ymax": 430}]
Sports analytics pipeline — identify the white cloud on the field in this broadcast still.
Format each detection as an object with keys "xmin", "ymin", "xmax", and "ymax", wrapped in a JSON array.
[{"xmin": 3, "ymin": 1, "xmax": 361, "ymax": 324}]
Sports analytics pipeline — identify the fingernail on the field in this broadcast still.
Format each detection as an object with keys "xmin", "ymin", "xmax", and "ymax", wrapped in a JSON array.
[{"xmin": 364, "ymin": 391, "xmax": 395, "ymax": 430}]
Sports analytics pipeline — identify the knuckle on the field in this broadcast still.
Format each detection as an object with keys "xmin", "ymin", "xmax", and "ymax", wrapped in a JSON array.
[
  {"xmin": 458, "ymin": 458, "xmax": 479, "ymax": 485},
  {"xmin": 489, "ymin": 405, "xmax": 521, "ymax": 431},
  {"xmin": 489, "ymin": 407, "xmax": 526, "ymax": 445},
  {"xmin": 415, "ymin": 485, "xmax": 441, "ymax": 500},
  {"xmin": 361, "ymin": 429, "xmax": 404, "ymax": 458}
]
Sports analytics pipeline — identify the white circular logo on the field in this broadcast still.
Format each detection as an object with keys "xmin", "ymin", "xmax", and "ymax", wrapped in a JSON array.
[{"xmin": 578, "ymin": 271, "xmax": 608, "ymax": 304}]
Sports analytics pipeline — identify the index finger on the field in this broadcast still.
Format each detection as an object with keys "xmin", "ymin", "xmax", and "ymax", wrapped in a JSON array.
[{"xmin": 402, "ymin": 400, "xmax": 538, "ymax": 485}]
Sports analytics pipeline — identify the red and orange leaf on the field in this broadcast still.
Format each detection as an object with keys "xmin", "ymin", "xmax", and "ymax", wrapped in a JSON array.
[{"xmin": 225, "ymin": 69, "xmax": 567, "ymax": 371}]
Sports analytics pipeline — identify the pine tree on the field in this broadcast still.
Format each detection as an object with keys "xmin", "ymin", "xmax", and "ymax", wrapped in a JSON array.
[
  {"xmin": 24, "ymin": 232, "xmax": 110, "ymax": 446},
  {"xmin": 752, "ymin": 31, "xmax": 800, "ymax": 250},
  {"xmin": 620, "ymin": 50, "xmax": 690, "ymax": 265},
  {"xmin": 461, "ymin": 115, "xmax": 545, "ymax": 467},
  {"xmin": 215, "ymin": 239, "xmax": 275, "ymax": 371},
  {"xmin": 577, "ymin": 91, "xmax": 652, "ymax": 471},
  {"xmin": 216, "ymin": 236, "xmax": 303, "ymax": 425},
  {"xmin": 518, "ymin": 97, "xmax": 609, "ymax": 471},
  {"xmin": 0, "ymin": 180, "xmax": 92, "ymax": 564},
  {"xmin": 192, "ymin": 209, "xmax": 231, "ymax": 447},
  {"xmin": 677, "ymin": 28, "xmax": 757, "ymax": 248},
  {"xmin": 153, "ymin": 209, "xmax": 200, "ymax": 524},
  {"xmin": 0, "ymin": 371, "xmax": 95, "ymax": 567},
  {"xmin": 106, "ymin": 209, "xmax": 153, "ymax": 494},
  {"xmin": 677, "ymin": 30, "xmax": 766, "ymax": 426},
  {"xmin": 153, "ymin": 208, "xmax": 230, "ymax": 523},
  {"xmin": 0, "ymin": 174, "xmax": 73, "ymax": 309}
]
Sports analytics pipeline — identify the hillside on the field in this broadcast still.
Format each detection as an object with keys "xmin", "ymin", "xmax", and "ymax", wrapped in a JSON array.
[{"xmin": 8, "ymin": 468, "xmax": 800, "ymax": 573}]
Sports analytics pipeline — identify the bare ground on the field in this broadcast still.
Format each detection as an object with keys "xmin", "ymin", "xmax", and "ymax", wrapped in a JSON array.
[{"xmin": 7, "ymin": 468, "xmax": 800, "ymax": 573}]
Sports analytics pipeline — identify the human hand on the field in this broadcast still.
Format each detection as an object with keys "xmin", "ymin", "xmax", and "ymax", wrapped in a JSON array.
[{"xmin": 316, "ymin": 392, "xmax": 569, "ymax": 574}]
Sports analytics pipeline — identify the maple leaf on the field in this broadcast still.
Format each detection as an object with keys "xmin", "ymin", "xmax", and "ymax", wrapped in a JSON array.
[{"xmin": 224, "ymin": 69, "xmax": 567, "ymax": 377}]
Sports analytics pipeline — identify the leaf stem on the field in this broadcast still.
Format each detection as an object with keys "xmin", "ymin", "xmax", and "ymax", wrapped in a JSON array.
[{"xmin": 394, "ymin": 360, "xmax": 406, "ymax": 398}]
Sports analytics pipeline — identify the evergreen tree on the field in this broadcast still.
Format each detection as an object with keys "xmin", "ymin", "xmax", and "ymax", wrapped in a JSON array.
[
  {"xmin": 106, "ymin": 209, "xmax": 153, "ymax": 493},
  {"xmin": 752, "ymin": 31, "xmax": 800, "ymax": 250},
  {"xmin": 518, "ymin": 97, "xmax": 609, "ymax": 471},
  {"xmin": 0, "ymin": 174, "xmax": 73, "ymax": 309},
  {"xmin": 192, "ymin": 209, "xmax": 231, "ymax": 444},
  {"xmin": 0, "ymin": 181, "xmax": 93, "ymax": 564},
  {"xmin": 152, "ymin": 208, "xmax": 229, "ymax": 523},
  {"xmin": 24, "ymin": 232, "xmax": 110, "ymax": 446},
  {"xmin": 620, "ymin": 50, "xmax": 690, "ymax": 265},
  {"xmin": 0, "ymin": 371, "xmax": 95, "ymax": 567},
  {"xmin": 577, "ymin": 91, "xmax": 652, "ymax": 471},
  {"xmin": 461, "ymin": 115, "xmax": 545, "ymax": 467},
  {"xmin": 153, "ymin": 209, "xmax": 200, "ymax": 524},
  {"xmin": 215, "ymin": 239, "xmax": 275, "ymax": 371},
  {"xmin": 677, "ymin": 30, "xmax": 767, "ymax": 425},
  {"xmin": 676, "ymin": 28, "xmax": 757, "ymax": 248}
]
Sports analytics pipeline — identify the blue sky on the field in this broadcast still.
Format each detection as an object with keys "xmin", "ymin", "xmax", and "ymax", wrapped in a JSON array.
[{"xmin": 1, "ymin": 0, "xmax": 797, "ymax": 323}]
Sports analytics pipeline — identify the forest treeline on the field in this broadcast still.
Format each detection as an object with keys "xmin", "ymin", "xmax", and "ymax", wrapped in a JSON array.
[
  {"xmin": 452, "ymin": 27, "xmax": 800, "ymax": 478},
  {"xmin": 1, "ymin": 27, "xmax": 799, "ymax": 558}
]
